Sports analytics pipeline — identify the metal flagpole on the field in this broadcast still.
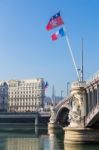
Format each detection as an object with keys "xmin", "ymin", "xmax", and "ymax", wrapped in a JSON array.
[
  {"xmin": 81, "ymin": 38, "xmax": 84, "ymax": 82},
  {"xmin": 60, "ymin": 11, "xmax": 80, "ymax": 81},
  {"xmin": 65, "ymin": 34, "xmax": 80, "ymax": 81}
]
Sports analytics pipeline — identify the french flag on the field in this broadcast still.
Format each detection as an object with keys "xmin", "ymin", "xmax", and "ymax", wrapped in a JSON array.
[{"xmin": 51, "ymin": 27, "xmax": 66, "ymax": 41}]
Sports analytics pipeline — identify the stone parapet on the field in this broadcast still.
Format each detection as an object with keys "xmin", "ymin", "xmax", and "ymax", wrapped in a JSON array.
[{"xmin": 71, "ymin": 81, "xmax": 86, "ymax": 95}]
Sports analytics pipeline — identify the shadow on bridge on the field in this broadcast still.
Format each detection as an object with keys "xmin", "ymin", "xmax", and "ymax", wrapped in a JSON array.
[{"xmin": 56, "ymin": 107, "xmax": 69, "ymax": 127}]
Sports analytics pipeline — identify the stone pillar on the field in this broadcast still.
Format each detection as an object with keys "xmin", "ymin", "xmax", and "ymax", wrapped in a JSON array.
[
  {"xmin": 92, "ymin": 87, "xmax": 95, "ymax": 108},
  {"xmin": 87, "ymin": 89, "xmax": 90, "ymax": 114},
  {"xmin": 92, "ymin": 85, "xmax": 97, "ymax": 107},
  {"xmin": 64, "ymin": 127, "xmax": 99, "ymax": 144},
  {"xmin": 48, "ymin": 122, "xmax": 60, "ymax": 130},
  {"xmin": 86, "ymin": 89, "xmax": 90, "ymax": 114},
  {"xmin": 94, "ymin": 87, "xmax": 97, "ymax": 106},
  {"xmin": 97, "ymin": 84, "xmax": 99, "ymax": 103},
  {"xmin": 48, "ymin": 105, "xmax": 60, "ymax": 131},
  {"xmin": 68, "ymin": 81, "xmax": 86, "ymax": 127},
  {"xmin": 89, "ymin": 88, "xmax": 93, "ymax": 111}
]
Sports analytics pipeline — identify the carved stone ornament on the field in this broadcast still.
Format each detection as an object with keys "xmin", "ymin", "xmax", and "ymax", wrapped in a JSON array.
[
  {"xmin": 69, "ymin": 98, "xmax": 82, "ymax": 127},
  {"xmin": 49, "ymin": 105, "xmax": 56, "ymax": 124}
]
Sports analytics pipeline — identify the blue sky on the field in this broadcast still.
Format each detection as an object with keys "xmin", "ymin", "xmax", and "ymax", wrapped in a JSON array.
[{"xmin": 0, "ymin": 0, "xmax": 99, "ymax": 97}]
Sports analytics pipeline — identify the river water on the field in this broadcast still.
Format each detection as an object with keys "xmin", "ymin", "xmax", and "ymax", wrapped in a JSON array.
[{"xmin": 0, "ymin": 126, "xmax": 99, "ymax": 150}]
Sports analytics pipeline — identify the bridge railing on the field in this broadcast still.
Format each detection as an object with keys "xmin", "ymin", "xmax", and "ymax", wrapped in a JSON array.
[
  {"xmin": 85, "ymin": 103, "xmax": 99, "ymax": 126},
  {"xmin": 71, "ymin": 81, "xmax": 86, "ymax": 88},
  {"xmin": 55, "ymin": 95, "xmax": 73, "ymax": 110},
  {"xmin": 86, "ymin": 71, "xmax": 99, "ymax": 85}
]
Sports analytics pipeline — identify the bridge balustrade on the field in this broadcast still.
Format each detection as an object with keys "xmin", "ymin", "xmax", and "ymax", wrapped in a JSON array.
[
  {"xmin": 71, "ymin": 81, "xmax": 86, "ymax": 88},
  {"xmin": 85, "ymin": 102, "xmax": 99, "ymax": 127},
  {"xmin": 55, "ymin": 96, "xmax": 72, "ymax": 111},
  {"xmin": 86, "ymin": 76, "xmax": 99, "ymax": 116},
  {"xmin": 85, "ymin": 74, "xmax": 99, "ymax": 127},
  {"xmin": 86, "ymin": 71, "xmax": 99, "ymax": 85}
]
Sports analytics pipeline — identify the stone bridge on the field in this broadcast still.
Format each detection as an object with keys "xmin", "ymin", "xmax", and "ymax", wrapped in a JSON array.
[
  {"xmin": 48, "ymin": 72, "xmax": 99, "ymax": 143},
  {"xmin": 49, "ymin": 72, "xmax": 99, "ymax": 129}
]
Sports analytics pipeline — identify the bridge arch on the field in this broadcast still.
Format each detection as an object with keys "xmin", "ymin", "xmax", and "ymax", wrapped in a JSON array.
[
  {"xmin": 55, "ymin": 106, "xmax": 70, "ymax": 127},
  {"xmin": 54, "ymin": 95, "xmax": 81, "ymax": 127}
]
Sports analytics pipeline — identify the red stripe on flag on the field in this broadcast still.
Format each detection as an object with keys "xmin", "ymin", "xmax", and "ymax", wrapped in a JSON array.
[{"xmin": 51, "ymin": 33, "xmax": 58, "ymax": 40}]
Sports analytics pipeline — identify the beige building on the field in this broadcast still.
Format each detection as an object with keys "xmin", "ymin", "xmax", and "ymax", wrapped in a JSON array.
[{"xmin": 8, "ymin": 78, "xmax": 45, "ymax": 112}]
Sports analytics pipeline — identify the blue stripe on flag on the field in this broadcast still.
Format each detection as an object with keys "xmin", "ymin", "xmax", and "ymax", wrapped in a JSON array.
[{"xmin": 59, "ymin": 27, "xmax": 66, "ymax": 37}]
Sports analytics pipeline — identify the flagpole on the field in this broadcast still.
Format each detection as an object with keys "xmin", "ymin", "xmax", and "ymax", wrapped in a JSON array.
[
  {"xmin": 60, "ymin": 11, "xmax": 80, "ymax": 81},
  {"xmin": 65, "ymin": 35, "xmax": 80, "ymax": 81},
  {"xmin": 81, "ymin": 38, "xmax": 84, "ymax": 82}
]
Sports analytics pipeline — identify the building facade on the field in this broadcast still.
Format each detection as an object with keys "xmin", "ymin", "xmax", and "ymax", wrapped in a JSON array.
[
  {"xmin": 8, "ymin": 78, "xmax": 45, "ymax": 112},
  {"xmin": 0, "ymin": 81, "xmax": 8, "ymax": 112}
]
